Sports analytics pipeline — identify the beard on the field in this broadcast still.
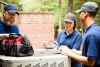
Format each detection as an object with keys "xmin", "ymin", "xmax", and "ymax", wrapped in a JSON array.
[{"xmin": 3, "ymin": 14, "xmax": 15, "ymax": 26}]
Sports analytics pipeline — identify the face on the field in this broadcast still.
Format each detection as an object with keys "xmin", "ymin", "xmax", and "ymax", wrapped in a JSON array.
[
  {"xmin": 3, "ymin": 10, "xmax": 17, "ymax": 26},
  {"xmin": 64, "ymin": 21, "xmax": 74, "ymax": 31},
  {"xmin": 79, "ymin": 11, "xmax": 86, "ymax": 24}
]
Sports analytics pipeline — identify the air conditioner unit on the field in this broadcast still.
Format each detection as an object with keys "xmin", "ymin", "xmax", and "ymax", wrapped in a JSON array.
[{"xmin": 0, "ymin": 49, "xmax": 71, "ymax": 67}]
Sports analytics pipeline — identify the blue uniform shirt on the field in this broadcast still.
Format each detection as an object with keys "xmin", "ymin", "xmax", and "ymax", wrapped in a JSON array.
[
  {"xmin": 82, "ymin": 23, "xmax": 100, "ymax": 67},
  {"xmin": 0, "ymin": 18, "xmax": 19, "ymax": 44},
  {"xmin": 56, "ymin": 29, "xmax": 82, "ymax": 50},
  {"xmin": 56, "ymin": 29, "xmax": 82, "ymax": 64}
]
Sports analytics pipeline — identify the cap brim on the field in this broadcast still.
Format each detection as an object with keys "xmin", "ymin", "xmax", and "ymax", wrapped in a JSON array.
[
  {"xmin": 8, "ymin": 10, "xmax": 19, "ymax": 15},
  {"xmin": 75, "ymin": 9, "xmax": 82, "ymax": 13},
  {"xmin": 64, "ymin": 19, "xmax": 74, "ymax": 23}
]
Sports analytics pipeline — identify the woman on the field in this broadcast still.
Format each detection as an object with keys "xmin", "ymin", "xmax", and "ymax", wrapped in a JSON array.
[{"xmin": 56, "ymin": 12, "xmax": 82, "ymax": 67}]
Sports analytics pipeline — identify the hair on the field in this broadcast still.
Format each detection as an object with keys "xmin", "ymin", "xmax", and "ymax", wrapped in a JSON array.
[
  {"xmin": 73, "ymin": 21, "xmax": 76, "ymax": 30},
  {"xmin": 88, "ymin": 8, "xmax": 98, "ymax": 17},
  {"xmin": 88, "ymin": 12, "xmax": 97, "ymax": 17}
]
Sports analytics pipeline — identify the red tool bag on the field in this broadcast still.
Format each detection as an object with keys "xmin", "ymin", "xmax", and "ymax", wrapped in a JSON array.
[{"xmin": 0, "ymin": 34, "xmax": 34, "ymax": 57}]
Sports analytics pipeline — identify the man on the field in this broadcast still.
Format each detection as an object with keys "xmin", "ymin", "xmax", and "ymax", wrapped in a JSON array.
[
  {"xmin": 0, "ymin": 4, "xmax": 19, "ymax": 43},
  {"xmin": 58, "ymin": 2, "xmax": 100, "ymax": 67}
]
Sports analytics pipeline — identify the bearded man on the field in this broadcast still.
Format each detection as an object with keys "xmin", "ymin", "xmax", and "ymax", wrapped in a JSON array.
[{"xmin": 0, "ymin": 4, "xmax": 19, "ymax": 44}]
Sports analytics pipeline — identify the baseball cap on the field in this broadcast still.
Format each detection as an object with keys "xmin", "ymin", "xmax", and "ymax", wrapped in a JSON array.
[
  {"xmin": 4, "ymin": 4, "xmax": 19, "ymax": 15},
  {"xmin": 75, "ymin": 2, "xmax": 98, "ymax": 13},
  {"xmin": 64, "ymin": 12, "xmax": 76, "ymax": 23}
]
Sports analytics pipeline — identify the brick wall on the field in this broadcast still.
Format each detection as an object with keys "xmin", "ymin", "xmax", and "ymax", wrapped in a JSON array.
[{"xmin": 15, "ymin": 12, "xmax": 54, "ymax": 49}]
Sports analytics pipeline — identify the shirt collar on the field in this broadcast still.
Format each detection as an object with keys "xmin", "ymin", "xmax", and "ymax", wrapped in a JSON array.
[
  {"xmin": 84, "ymin": 22, "xmax": 98, "ymax": 33},
  {"xmin": 63, "ymin": 29, "xmax": 75, "ymax": 37}
]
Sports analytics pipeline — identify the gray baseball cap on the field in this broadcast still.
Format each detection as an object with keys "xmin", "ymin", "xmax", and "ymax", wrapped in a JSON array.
[
  {"xmin": 64, "ymin": 12, "xmax": 76, "ymax": 23},
  {"xmin": 75, "ymin": 2, "xmax": 98, "ymax": 13}
]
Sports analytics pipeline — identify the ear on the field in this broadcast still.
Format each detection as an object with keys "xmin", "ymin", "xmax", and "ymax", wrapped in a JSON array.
[
  {"xmin": 3, "ymin": 10, "xmax": 7, "ymax": 16},
  {"xmin": 3, "ymin": 10, "xmax": 6, "ymax": 12},
  {"xmin": 84, "ymin": 11, "xmax": 88, "ymax": 18},
  {"xmin": 85, "ymin": 11, "xmax": 89, "ymax": 16},
  {"xmin": 3, "ymin": 10, "xmax": 5, "ymax": 13}
]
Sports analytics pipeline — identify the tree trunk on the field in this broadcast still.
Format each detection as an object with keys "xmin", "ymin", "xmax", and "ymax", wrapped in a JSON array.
[
  {"xmin": 68, "ymin": 0, "xmax": 73, "ymax": 12},
  {"xmin": 58, "ymin": 0, "xmax": 62, "ymax": 32}
]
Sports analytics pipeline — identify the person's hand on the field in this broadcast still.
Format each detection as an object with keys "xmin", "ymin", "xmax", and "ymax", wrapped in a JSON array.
[
  {"xmin": 58, "ymin": 45, "xmax": 71, "ymax": 56},
  {"xmin": 0, "ymin": 34, "xmax": 10, "ymax": 39},
  {"xmin": 5, "ymin": 34, "xmax": 10, "ymax": 38}
]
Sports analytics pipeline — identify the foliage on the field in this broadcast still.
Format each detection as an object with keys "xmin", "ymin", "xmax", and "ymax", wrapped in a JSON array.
[
  {"xmin": 73, "ymin": 0, "xmax": 100, "ymax": 31},
  {"xmin": 19, "ymin": 0, "xmax": 60, "ymax": 39},
  {"xmin": 0, "ymin": 0, "xmax": 22, "ymax": 15},
  {"xmin": 1, "ymin": 0, "xmax": 100, "ymax": 38}
]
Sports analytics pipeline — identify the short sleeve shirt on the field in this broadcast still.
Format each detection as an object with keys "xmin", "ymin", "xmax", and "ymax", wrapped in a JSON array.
[
  {"xmin": 0, "ymin": 18, "xmax": 19, "ymax": 44},
  {"xmin": 56, "ymin": 29, "xmax": 82, "ymax": 50},
  {"xmin": 82, "ymin": 23, "xmax": 100, "ymax": 67}
]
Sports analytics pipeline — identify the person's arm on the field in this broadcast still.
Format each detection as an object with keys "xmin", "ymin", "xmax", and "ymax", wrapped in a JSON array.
[
  {"xmin": 72, "ymin": 49, "xmax": 82, "ymax": 55},
  {"xmin": 56, "ymin": 32, "xmax": 61, "ymax": 44},
  {"xmin": 0, "ymin": 34, "xmax": 9, "ymax": 39},
  {"xmin": 59, "ymin": 46, "xmax": 96, "ymax": 66}
]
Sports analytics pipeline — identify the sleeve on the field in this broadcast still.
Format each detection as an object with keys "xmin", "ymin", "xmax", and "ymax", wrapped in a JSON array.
[
  {"xmin": 56, "ymin": 32, "xmax": 61, "ymax": 44},
  {"xmin": 86, "ymin": 35, "xmax": 99, "ymax": 59},
  {"xmin": 73, "ymin": 34, "xmax": 82, "ymax": 50}
]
